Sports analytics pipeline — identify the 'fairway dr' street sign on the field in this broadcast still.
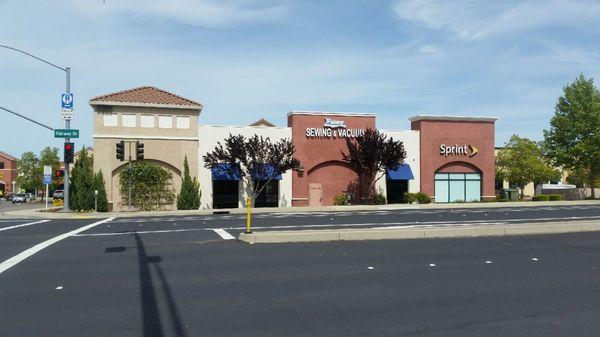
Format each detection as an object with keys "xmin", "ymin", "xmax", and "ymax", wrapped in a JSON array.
[{"xmin": 54, "ymin": 129, "xmax": 79, "ymax": 138}]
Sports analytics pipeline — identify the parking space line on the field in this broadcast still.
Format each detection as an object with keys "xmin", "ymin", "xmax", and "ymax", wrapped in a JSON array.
[
  {"xmin": 0, "ymin": 217, "xmax": 114, "ymax": 275},
  {"xmin": 0, "ymin": 220, "xmax": 50, "ymax": 232},
  {"xmin": 212, "ymin": 229, "xmax": 235, "ymax": 240}
]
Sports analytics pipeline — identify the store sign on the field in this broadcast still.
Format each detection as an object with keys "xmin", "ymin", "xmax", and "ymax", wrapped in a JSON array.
[
  {"xmin": 305, "ymin": 118, "xmax": 366, "ymax": 139},
  {"xmin": 440, "ymin": 144, "xmax": 479, "ymax": 157}
]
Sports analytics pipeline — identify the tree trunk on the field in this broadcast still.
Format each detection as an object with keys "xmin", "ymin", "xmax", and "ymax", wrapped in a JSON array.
[
  {"xmin": 519, "ymin": 185, "xmax": 525, "ymax": 200},
  {"xmin": 590, "ymin": 170, "xmax": 596, "ymax": 199}
]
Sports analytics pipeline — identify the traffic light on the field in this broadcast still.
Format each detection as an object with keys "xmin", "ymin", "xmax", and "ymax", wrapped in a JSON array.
[
  {"xmin": 116, "ymin": 140, "xmax": 125, "ymax": 161},
  {"xmin": 55, "ymin": 169, "xmax": 64, "ymax": 178},
  {"xmin": 64, "ymin": 142, "xmax": 74, "ymax": 164},
  {"xmin": 136, "ymin": 141, "xmax": 144, "ymax": 160}
]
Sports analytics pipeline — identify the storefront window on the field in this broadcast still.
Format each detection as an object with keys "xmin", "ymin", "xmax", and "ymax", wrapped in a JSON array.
[{"xmin": 435, "ymin": 172, "xmax": 481, "ymax": 203}]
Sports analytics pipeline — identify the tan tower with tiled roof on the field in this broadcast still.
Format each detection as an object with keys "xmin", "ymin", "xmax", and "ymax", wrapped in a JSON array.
[{"xmin": 90, "ymin": 86, "xmax": 202, "ymax": 211}]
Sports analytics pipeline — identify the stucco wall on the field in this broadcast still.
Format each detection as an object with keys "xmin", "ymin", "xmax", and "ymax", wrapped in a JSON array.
[
  {"xmin": 377, "ymin": 129, "xmax": 421, "ymax": 196},
  {"xmin": 412, "ymin": 119, "xmax": 496, "ymax": 201},
  {"xmin": 197, "ymin": 125, "xmax": 293, "ymax": 209},
  {"xmin": 288, "ymin": 112, "xmax": 376, "ymax": 206},
  {"xmin": 92, "ymin": 104, "xmax": 200, "ymax": 211}
]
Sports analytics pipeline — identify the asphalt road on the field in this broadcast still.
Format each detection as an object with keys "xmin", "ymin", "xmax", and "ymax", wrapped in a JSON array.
[{"xmin": 1, "ymin": 205, "xmax": 600, "ymax": 336}]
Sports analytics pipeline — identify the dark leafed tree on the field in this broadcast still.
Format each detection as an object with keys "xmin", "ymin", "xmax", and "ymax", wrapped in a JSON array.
[
  {"xmin": 342, "ymin": 128, "xmax": 407, "ymax": 203},
  {"xmin": 203, "ymin": 134, "xmax": 300, "ymax": 206},
  {"xmin": 543, "ymin": 74, "xmax": 600, "ymax": 198}
]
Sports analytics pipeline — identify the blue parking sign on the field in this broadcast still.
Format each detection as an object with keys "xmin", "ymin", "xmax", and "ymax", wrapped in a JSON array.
[
  {"xmin": 61, "ymin": 93, "xmax": 74, "ymax": 109},
  {"xmin": 43, "ymin": 174, "xmax": 51, "ymax": 185}
]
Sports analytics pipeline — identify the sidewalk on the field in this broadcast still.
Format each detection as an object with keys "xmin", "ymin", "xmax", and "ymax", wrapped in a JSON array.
[
  {"xmin": 239, "ymin": 219, "xmax": 600, "ymax": 244},
  {"xmin": 1, "ymin": 199, "xmax": 600, "ymax": 219}
]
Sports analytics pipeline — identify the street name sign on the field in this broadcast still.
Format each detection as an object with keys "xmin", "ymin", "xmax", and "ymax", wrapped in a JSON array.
[{"xmin": 54, "ymin": 129, "xmax": 79, "ymax": 138}]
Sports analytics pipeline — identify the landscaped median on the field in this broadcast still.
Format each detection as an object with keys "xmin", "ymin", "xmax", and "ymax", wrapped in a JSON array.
[{"xmin": 238, "ymin": 220, "xmax": 600, "ymax": 244}]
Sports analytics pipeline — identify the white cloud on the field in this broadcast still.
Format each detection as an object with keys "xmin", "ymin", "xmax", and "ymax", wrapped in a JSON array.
[
  {"xmin": 73, "ymin": 0, "xmax": 289, "ymax": 27},
  {"xmin": 418, "ymin": 44, "xmax": 439, "ymax": 55},
  {"xmin": 393, "ymin": 0, "xmax": 600, "ymax": 40}
]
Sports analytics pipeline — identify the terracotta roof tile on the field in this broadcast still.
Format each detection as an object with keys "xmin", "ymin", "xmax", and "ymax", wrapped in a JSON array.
[
  {"xmin": 249, "ymin": 118, "xmax": 276, "ymax": 127},
  {"xmin": 90, "ymin": 86, "xmax": 202, "ymax": 108}
]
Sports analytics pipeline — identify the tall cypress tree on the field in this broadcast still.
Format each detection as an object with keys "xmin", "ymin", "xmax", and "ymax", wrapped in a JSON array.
[
  {"xmin": 177, "ymin": 156, "xmax": 200, "ymax": 210},
  {"xmin": 94, "ymin": 170, "xmax": 109, "ymax": 212},
  {"xmin": 70, "ymin": 147, "xmax": 95, "ymax": 211}
]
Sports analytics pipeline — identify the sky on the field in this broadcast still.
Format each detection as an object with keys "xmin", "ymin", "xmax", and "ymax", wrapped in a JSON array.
[{"xmin": 1, "ymin": 0, "xmax": 600, "ymax": 158}]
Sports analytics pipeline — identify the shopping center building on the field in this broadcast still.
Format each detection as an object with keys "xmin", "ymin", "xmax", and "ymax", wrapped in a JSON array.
[{"xmin": 91, "ymin": 87, "xmax": 497, "ymax": 210}]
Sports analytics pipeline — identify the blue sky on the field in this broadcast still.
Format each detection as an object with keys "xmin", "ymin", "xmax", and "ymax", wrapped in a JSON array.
[{"xmin": 1, "ymin": 0, "xmax": 600, "ymax": 158}]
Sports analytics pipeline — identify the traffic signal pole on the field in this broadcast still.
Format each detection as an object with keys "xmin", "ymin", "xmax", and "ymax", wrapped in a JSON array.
[{"xmin": 64, "ymin": 67, "xmax": 71, "ymax": 211}]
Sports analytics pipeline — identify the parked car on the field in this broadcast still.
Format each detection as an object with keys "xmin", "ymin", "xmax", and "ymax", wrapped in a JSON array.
[
  {"xmin": 53, "ymin": 190, "xmax": 64, "ymax": 200},
  {"xmin": 12, "ymin": 193, "xmax": 27, "ymax": 204},
  {"xmin": 4, "ymin": 193, "xmax": 14, "ymax": 201},
  {"xmin": 25, "ymin": 193, "xmax": 36, "ymax": 201}
]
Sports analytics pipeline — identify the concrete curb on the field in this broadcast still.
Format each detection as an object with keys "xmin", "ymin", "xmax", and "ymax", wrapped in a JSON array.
[
  {"xmin": 2, "ymin": 200, "xmax": 600, "ymax": 219},
  {"xmin": 238, "ymin": 220, "xmax": 600, "ymax": 244}
]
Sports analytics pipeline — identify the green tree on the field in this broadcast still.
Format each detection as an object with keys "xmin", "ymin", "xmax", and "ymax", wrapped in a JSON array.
[
  {"xmin": 544, "ymin": 74, "xmax": 600, "ymax": 198},
  {"xmin": 203, "ymin": 134, "xmax": 299, "ymax": 205},
  {"xmin": 16, "ymin": 151, "xmax": 41, "ymax": 192},
  {"xmin": 177, "ymin": 156, "xmax": 201, "ymax": 210},
  {"xmin": 497, "ymin": 135, "xmax": 560, "ymax": 198},
  {"xmin": 93, "ymin": 170, "xmax": 109, "ymax": 212},
  {"xmin": 119, "ymin": 161, "xmax": 175, "ymax": 211},
  {"xmin": 70, "ymin": 147, "xmax": 95, "ymax": 211},
  {"xmin": 342, "ymin": 128, "xmax": 407, "ymax": 204},
  {"xmin": 39, "ymin": 147, "xmax": 61, "ymax": 190}
]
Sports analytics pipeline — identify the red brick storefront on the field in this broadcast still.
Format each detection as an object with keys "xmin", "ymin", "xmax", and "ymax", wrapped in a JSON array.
[
  {"xmin": 411, "ymin": 116, "xmax": 497, "ymax": 202},
  {"xmin": 289, "ymin": 111, "xmax": 375, "ymax": 206},
  {"xmin": 0, "ymin": 151, "xmax": 18, "ymax": 195}
]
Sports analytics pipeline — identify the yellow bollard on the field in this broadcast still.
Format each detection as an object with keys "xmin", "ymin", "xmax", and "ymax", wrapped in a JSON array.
[{"xmin": 246, "ymin": 196, "xmax": 252, "ymax": 234}]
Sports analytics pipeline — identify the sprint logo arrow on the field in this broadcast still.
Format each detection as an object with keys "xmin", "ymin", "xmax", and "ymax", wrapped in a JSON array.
[{"xmin": 469, "ymin": 144, "xmax": 479, "ymax": 157}]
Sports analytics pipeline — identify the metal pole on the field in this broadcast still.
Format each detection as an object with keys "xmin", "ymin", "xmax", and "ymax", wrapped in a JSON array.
[
  {"xmin": 94, "ymin": 190, "xmax": 98, "ymax": 212},
  {"xmin": 63, "ymin": 67, "xmax": 70, "ymax": 211},
  {"xmin": 128, "ymin": 142, "xmax": 132, "ymax": 211},
  {"xmin": 45, "ymin": 184, "xmax": 49, "ymax": 212},
  {"xmin": 246, "ymin": 196, "xmax": 252, "ymax": 234}
]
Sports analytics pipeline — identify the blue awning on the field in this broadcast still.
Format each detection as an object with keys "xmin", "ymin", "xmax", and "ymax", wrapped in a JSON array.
[
  {"xmin": 211, "ymin": 163, "xmax": 241, "ymax": 181},
  {"xmin": 386, "ymin": 164, "xmax": 414, "ymax": 180},
  {"xmin": 252, "ymin": 164, "xmax": 282, "ymax": 181}
]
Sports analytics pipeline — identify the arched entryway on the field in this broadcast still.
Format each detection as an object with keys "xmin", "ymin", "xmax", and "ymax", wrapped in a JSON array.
[
  {"xmin": 307, "ymin": 160, "xmax": 358, "ymax": 206},
  {"xmin": 434, "ymin": 162, "xmax": 482, "ymax": 203}
]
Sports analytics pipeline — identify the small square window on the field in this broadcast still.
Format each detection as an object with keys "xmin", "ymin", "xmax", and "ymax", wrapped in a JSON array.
[
  {"xmin": 103, "ymin": 113, "xmax": 118, "ymax": 127},
  {"xmin": 159, "ymin": 115, "xmax": 172, "ymax": 128},
  {"xmin": 176, "ymin": 116, "xmax": 190, "ymax": 129},
  {"xmin": 141, "ymin": 115, "xmax": 155, "ymax": 128},
  {"xmin": 122, "ymin": 114, "xmax": 136, "ymax": 128}
]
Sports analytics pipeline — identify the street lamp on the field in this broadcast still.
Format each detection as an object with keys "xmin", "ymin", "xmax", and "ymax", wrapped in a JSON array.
[{"xmin": 1, "ymin": 44, "xmax": 72, "ymax": 211}]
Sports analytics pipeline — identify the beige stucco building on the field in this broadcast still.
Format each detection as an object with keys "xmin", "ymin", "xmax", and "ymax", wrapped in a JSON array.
[{"xmin": 90, "ymin": 87, "xmax": 202, "ymax": 211}]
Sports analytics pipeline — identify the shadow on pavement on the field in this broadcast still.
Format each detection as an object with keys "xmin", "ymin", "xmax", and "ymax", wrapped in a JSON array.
[{"xmin": 131, "ymin": 233, "xmax": 188, "ymax": 337}]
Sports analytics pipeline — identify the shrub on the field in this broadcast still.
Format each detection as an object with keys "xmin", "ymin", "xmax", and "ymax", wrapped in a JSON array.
[
  {"xmin": 373, "ymin": 194, "xmax": 386, "ymax": 205},
  {"xmin": 548, "ymin": 194, "xmax": 563, "ymax": 201},
  {"xmin": 333, "ymin": 194, "xmax": 349, "ymax": 205},
  {"xmin": 415, "ymin": 192, "xmax": 432, "ymax": 204},
  {"xmin": 533, "ymin": 195, "xmax": 550, "ymax": 201},
  {"xmin": 177, "ymin": 156, "xmax": 201, "ymax": 210},
  {"xmin": 404, "ymin": 192, "xmax": 417, "ymax": 204}
]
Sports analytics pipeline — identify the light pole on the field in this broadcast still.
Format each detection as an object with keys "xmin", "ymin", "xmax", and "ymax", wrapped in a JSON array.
[{"xmin": 1, "ymin": 45, "xmax": 72, "ymax": 211}]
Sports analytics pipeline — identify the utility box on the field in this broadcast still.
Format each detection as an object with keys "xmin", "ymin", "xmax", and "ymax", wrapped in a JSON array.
[{"xmin": 502, "ymin": 188, "xmax": 519, "ymax": 201}]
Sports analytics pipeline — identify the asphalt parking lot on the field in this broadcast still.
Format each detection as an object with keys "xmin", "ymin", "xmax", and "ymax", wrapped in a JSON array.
[{"xmin": 2, "ymin": 205, "xmax": 600, "ymax": 336}]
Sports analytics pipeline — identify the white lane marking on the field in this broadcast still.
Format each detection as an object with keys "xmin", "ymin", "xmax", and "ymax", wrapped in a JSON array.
[
  {"xmin": 0, "ymin": 220, "xmax": 50, "ymax": 232},
  {"xmin": 429, "ymin": 263, "xmax": 436, "ymax": 267},
  {"xmin": 55, "ymin": 286, "xmax": 63, "ymax": 290},
  {"xmin": 0, "ymin": 217, "xmax": 115, "ymax": 275},
  {"xmin": 485, "ymin": 260, "xmax": 493, "ymax": 264},
  {"xmin": 367, "ymin": 266, "xmax": 374, "ymax": 270},
  {"xmin": 531, "ymin": 257, "xmax": 539, "ymax": 261},
  {"xmin": 74, "ymin": 228, "xmax": 206, "ymax": 237},
  {"xmin": 212, "ymin": 228, "xmax": 235, "ymax": 240}
]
